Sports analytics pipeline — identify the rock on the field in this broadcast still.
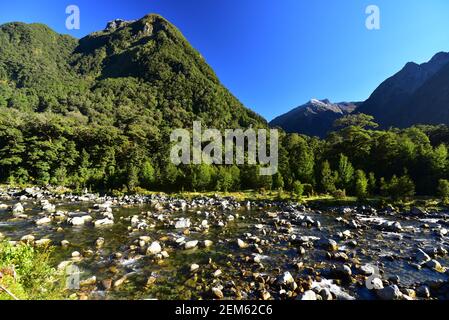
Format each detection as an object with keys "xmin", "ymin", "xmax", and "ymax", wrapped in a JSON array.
[
  {"xmin": 12, "ymin": 203, "xmax": 24, "ymax": 214},
  {"xmin": 319, "ymin": 238, "xmax": 338, "ymax": 251},
  {"xmin": 147, "ymin": 242, "xmax": 162, "ymax": 255},
  {"xmin": 416, "ymin": 285, "xmax": 430, "ymax": 298},
  {"xmin": 184, "ymin": 240, "xmax": 199, "ymax": 250},
  {"xmin": 213, "ymin": 269, "xmax": 222, "ymax": 277},
  {"xmin": 331, "ymin": 264, "xmax": 352, "ymax": 280},
  {"xmin": 80, "ymin": 276, "xmax": 97, "ymax": 287},
  {"xmin": 402, "ymin": 289, "xmax": 416, "ymax": 299},
  {"xmin": 425, "ymin": 259, "xmax": 446, "ymax": 273},
  {"xmin": 388, "ymin": 275, "xmax": 400, "ymax": 285},
  {"xmin": 212, "ymin": 287, "xmax": 224, "ymax": 299},
  {"xmin": 300, "ymin": 290, "xmax": 317, "ymax": 300},
  {"xmin": 237, "ymin": 239, "xmax": 249, "ymax": 249},
  {"xmin": 114, "ymin": 276, "xmax": 127, "ymax": 288},
  {"xmin": 57, "ymin": 260, "xmax": 72, "ymax": 271},
  {"xmin": 416, "ymin": 249, "xmax": 431, "ymax": 264},
  {"xmin": 411, "ymin": 207, "xmax": 427, "ymax": 215},
  {"xmin": 69, "ymin": 215, "xmax": 92, "ymax": 226},
  {"xmin": 277, "ymin": 271, "xmax": 295, "ymax": 286},
  {"xmin": 203, "ymin": 240, "xmax": 213, "ymax": 248},
  {"xmin": 36, "ymin": 217, "xmax": 52, "ymax": 225},
  {"xmin": 42, "ymin": 202, "xmax": 56, "ymax": 213},
  {"xmin": 71, "ymin": 251, "xmax": 81, "ymax": 258},
  {"xmin": 319, "ymin": 288, "xmax": 333, "ymax": 300},
  {"xmin": 101, "ymin": 279, "xmax": 113, "ymax": 290},
  {"xmin": 190, "ymin": 264, "xmax": 200, "ymax": 272},
  {"xmin": 367, "ymin": 277, "xmax": 384, "ymax": 290},
  {"xmin": 20, "ymin": 234, "xmax": 35, "ymax": 244},
  {"xmin": 35, "ymin": 238, "xmax": 52, "ymax": 247},
  {"xmin": 175, "ymin": 218, "xmax": 191, "ymax": 229},
  {"xmin": 94, "ymin": 218, "xmax": 114, "ymax": 227},
  {"xmin": 261, "ymin": 291, "xmax": 271, "ymax": 300},
  {"xmin": 61, "ymin": 240, "xmax": 70, "ymax": 247},
  {"xmin": 377, "ymin": 285, "xmax": 403, "ymax": 300},
  {"xmin": 96, "ymin": 237, "xmax": 105, "ymax": 248},
  {"xmin": 359, "ymin": 264, "xmax": 375, "ymax": 276}
]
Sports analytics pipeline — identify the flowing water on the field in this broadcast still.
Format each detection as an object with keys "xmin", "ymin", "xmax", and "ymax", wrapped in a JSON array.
[{"xmin": 1, "ymin": 197, "xmax": 449, "ymax": 300}]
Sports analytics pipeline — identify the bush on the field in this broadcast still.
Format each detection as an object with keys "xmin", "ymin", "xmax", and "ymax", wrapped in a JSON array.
[
  {"xmin": 0, "ymin": 241, "xmax": 66, "ymax": 300},
  {"xmin": 438, "ymin": 179, "xmax": 449, "ymax": 202},
  {"xmin": 332, "ymin": 189, "xmax": 347, "ymax": 199},
  {"xmin": 292, "ymin": 181, "xmax": 304, "ymax": 199}
]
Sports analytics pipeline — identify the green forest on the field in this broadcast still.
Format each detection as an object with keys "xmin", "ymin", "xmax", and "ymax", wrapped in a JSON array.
[{"xmin": 1, "ymin": 16, "xmax": 449, "ymax": 200}]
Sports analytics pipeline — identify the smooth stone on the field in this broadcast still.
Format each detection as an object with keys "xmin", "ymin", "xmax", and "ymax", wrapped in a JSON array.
[
  {"xmin": 184, "ymin": 240, "xmax": 199, "ymax": 250},
  {"xmin": 377, "ymin": 285, "xmax": 403, "ymax": 300},
  {"xmin": 94, "ymin": 218, "xmax": 114, "ymax": 227},
  {"xmin": 36, "ymin": 217, "xmax": 52, "ymax": 225},
  {"xmin": 147, "ymin": 242, "xmax": 162, "ymax": 255},
  {"xmin": 237, "ymin": 239, "xmax": 249, "ymax": 249},
  {"xmin": 212, "ymin": 287, "xmax": 224, "ymax": 299},
  {"xmin": 300, "ymin": 290, "xmax": 317, "ymax": 300}
]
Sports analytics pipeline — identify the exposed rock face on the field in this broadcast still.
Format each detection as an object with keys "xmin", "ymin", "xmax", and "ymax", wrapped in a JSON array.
[{"xmin": 105, "ymin": 19, "xmax": 135, "ymax": 32}]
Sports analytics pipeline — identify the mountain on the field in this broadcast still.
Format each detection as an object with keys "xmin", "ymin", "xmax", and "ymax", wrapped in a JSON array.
[
  {"xmin": 270, "ymin": 99, "xmax": 359, "ymax": 137},
  {"xmin": 272, "ymin": 52, "xmax": 449, "ymax": 136},
  {"xmin": 357, "ymin": 52, "xmax": 449, "ymax": 127},
  {"xmin": 0, "ymin": 14, "xmax": 266, "ymax": 129},
  {"xmin": 0, "ymin": 14, "xmax": 267, "ymax": 189}
]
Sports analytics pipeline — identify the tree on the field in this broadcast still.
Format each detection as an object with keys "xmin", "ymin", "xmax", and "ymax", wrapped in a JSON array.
[
  {"xmin": 273, "ymin": 172, "xmax": 285, "ymax": 191},
  {"xmin": 215, "ymin": 167, "xmax": 233, "ymax": 192},
  {"xmin": 354, "ymin": 170, "xmax": 368, "ymax": 199},
  {"xmin": 320, "ymin": 161, "xmax": 336, "ymax": 194},
  {"xmin": 334, "ymin": 113, "xmax": 379, "ymax": 130},
  {"xmin": 292, "ymin": 181, "xmax": 304, "ymax": 199},
  {"xmin": 368, "ymin": 172, "xmax": 376, "ymax": 195},
  {"xmin": 337, "ymin": 154, "xmax": 354, "ymax": 191},
  {"xmin": 141, "ymin": 160, "xmax": 155, "ymax": 189},
  {"xmin": 190, "ymin": 164, "xmax": 213, "ymax": 191}
]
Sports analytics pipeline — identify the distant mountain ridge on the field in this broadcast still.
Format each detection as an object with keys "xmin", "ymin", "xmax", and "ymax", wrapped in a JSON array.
[
  {"xmin": 270, "ymin": 99, "xmax": 359, "ymax": 137},
  {"xmin": 271, "ymin": 52, "xmax": 449, "ymax": 136},
  {"xmin": 357, "ymin": 51, "xmax": 449, "ymax": 128}
]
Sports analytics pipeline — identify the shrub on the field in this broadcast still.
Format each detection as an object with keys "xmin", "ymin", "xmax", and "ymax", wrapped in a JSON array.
[
  {"xmin": 437, "ymin": 179, "xmax": 449, "ymax": 202},
  {"xmin": 0, "ymin": 241, "xmax": 66, "ymax": 300}
]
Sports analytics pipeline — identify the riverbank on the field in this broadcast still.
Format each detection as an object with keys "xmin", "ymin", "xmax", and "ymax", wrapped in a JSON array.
[{"xmin": 1, "ymin": 185, "xmax": 449, "ymax": 300}]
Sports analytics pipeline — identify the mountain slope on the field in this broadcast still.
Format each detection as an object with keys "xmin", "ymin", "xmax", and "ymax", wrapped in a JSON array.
[
  {"xmin": 357, "ymin": 52, "xmax": 449, "ymax": 127},
  {"xmin": 270, "ymin": 99, "xmax": 359, "ymax": 137},
  {"xmin": 0, "ymin": 14, "xmax": 266, "ymax": 129}
]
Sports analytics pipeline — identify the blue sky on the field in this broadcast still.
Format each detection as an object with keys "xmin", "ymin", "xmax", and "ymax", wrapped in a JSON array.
[{"xmin": 1, "ymin": 0, "xmax": 449, "ymax": 121}]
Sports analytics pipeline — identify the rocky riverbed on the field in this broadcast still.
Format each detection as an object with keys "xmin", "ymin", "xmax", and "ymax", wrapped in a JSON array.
[{"xmin": 1, "ymin": 187, "xmax": 449, "ymax": 300}]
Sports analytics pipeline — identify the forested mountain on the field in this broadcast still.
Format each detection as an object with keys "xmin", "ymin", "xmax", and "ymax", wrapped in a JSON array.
[
  {"xmin": 0, "ymin": 14, "xmax": 267, "ymax": 191},
  {"xmin": 270, "ymin": 99, "xmax": 359, "ymax": 138}
]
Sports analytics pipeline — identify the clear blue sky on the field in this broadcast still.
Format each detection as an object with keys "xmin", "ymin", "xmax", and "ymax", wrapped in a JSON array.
[{"xmin": 1, "ymin": 0, "xmax": 449, "ymax": 121}]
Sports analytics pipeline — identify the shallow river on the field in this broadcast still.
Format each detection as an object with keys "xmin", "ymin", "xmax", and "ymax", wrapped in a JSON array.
[{"xmin": 1, "ymin": 198, "xmax": 448, "ymax": 300}]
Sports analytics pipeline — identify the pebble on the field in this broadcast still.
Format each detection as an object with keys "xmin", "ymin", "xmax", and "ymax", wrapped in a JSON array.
[
  {"xmin": 185, "ymin": 240, "xmax": 199, "ymax": 250},
  {"xmin": 212, "ymin": 287, "xmax": 224, "ymax": 299},
  {"xmin": 147, "ymin": 242, "xmax": 162, "ymax": 255},
  {"xmin": 377, "ymin": 285, "xmax": 403, "ymax": 300}
]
